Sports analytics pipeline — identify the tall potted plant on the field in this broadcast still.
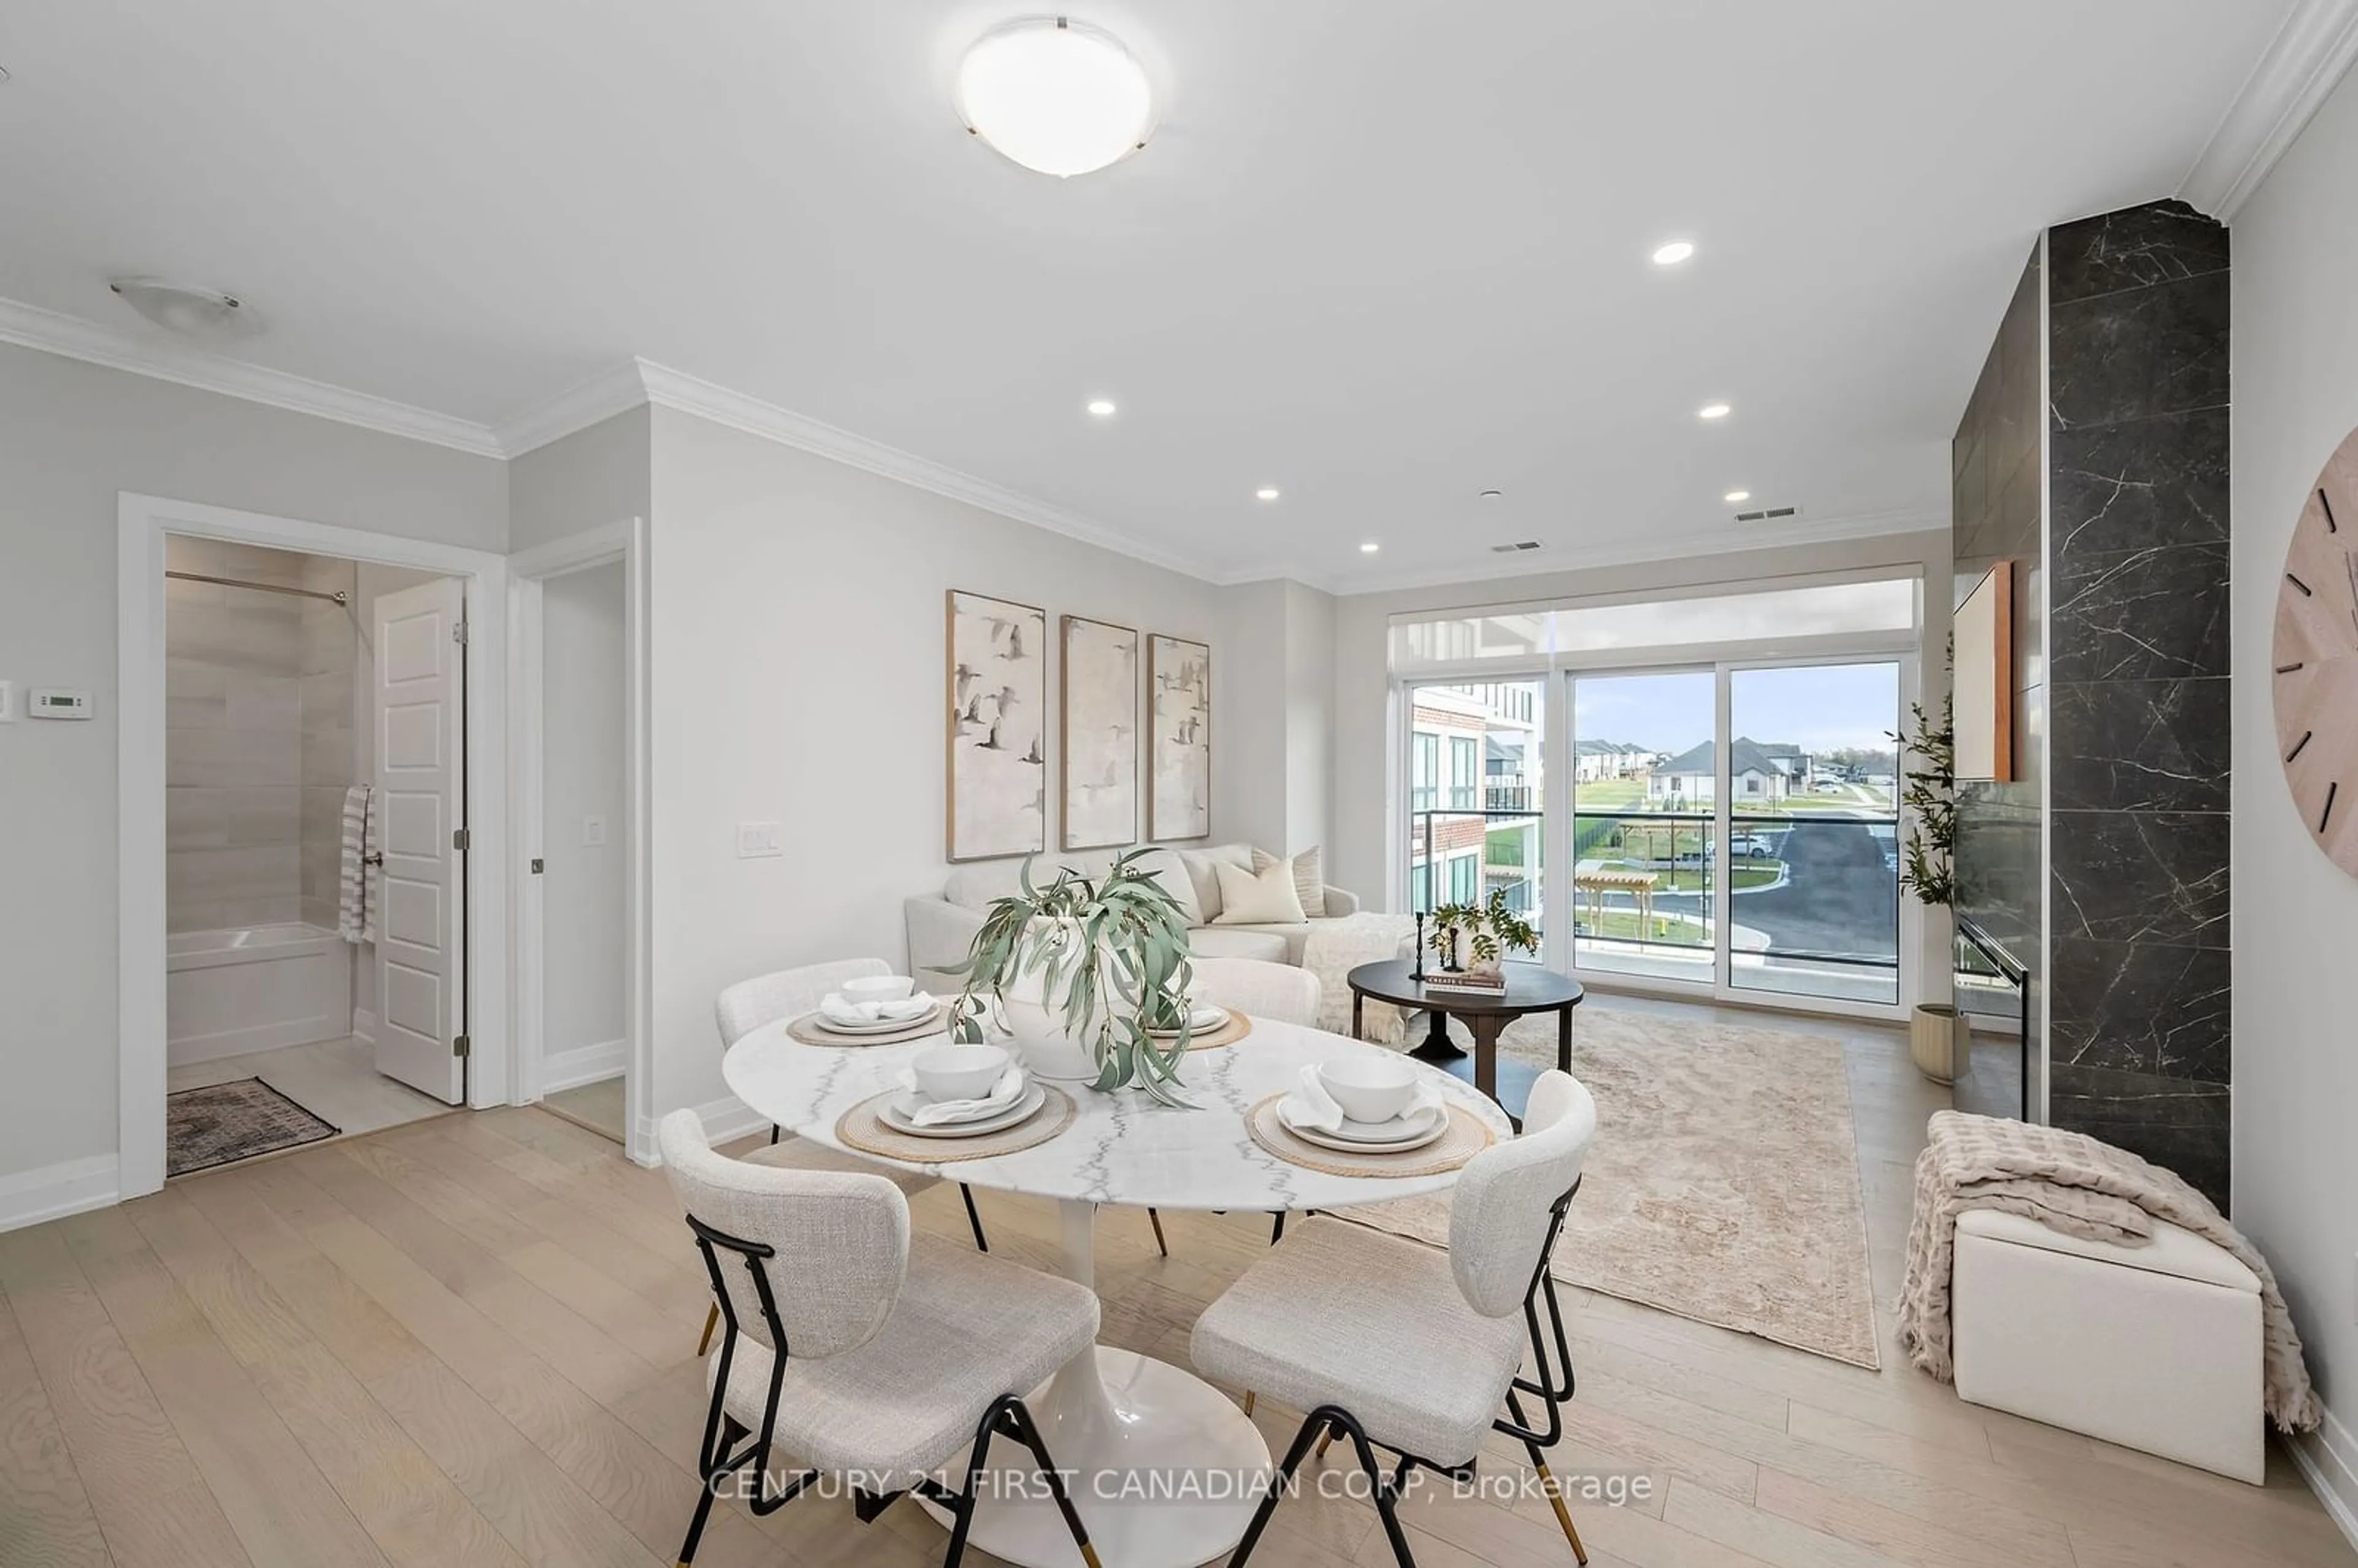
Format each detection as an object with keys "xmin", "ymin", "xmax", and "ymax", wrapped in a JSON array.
[
  {"xmin": 1893, "ymin": 681, "xmax": 1967, "ymax": 1084},
  {"xmin": 949, "ymin": 849, "xmax": 1196, "ymax": 1103}
]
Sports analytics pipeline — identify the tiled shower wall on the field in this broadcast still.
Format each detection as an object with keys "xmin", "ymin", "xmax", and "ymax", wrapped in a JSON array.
[{"xmin": 165, "ymin": 539, "xmax": 357, "ymax": 933}]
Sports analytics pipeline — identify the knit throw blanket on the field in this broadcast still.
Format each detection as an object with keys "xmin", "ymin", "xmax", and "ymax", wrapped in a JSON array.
[
  {"xmin": 1301, "ymin": 912, "xmax": 1417, "ymax": 1045},
  {"xmin": 1898, "ymin": 1111, "xmax": 2320, "ymax": 1433}
]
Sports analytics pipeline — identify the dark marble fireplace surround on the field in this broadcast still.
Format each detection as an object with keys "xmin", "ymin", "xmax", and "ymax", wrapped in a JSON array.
[{"xmin": 1951, "ymin": 200, "xmax": 2232, "ymax": 1208}]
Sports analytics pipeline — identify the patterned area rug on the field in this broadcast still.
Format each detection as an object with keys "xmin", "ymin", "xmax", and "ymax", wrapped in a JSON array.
[
  {"xmin": 1350, "ymin": 1008, "xmax": 1881, "ymax": 1369},
  {"xmin": 166, "ymin": 1078, "xmax": 340, "ymax": 1177}
]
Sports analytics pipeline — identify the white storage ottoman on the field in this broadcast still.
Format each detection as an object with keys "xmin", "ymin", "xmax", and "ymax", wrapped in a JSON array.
[{"xmin": 1950, "ymin": 1206, "xmax": 2265, "ymax": 1482}]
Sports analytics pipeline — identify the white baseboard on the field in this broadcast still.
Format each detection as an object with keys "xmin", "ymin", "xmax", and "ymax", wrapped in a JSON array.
[
  {"xmin": 167, "ymin": 1016, "xmax": 344, "ymax": 1066},
  {"xmin": 352, "ymin": 1007, "xmax": 378, "ymax": 1047},
  {"xmin": 2289, "ymin": 1403, "xmax": 2358, "ymax": 1553},
  {"xmin": 0, "ymin": 1154, "xmax": 120, "ymax": 1235},
  {"xmin": 541, "ymin": 1037, "xmax": 626, "ymax": 1095}
]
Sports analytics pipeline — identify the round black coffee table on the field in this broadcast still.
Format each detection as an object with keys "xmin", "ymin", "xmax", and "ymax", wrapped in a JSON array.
[{"xmin": 1345, "ymin": 959, "xmax": 1584, "ymax": 1119}]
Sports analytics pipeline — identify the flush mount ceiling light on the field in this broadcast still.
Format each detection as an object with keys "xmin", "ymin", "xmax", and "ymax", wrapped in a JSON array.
[
  {"xmin": 108, "ymin": 276, "xmax": 260, "ymax": 341},
  {"xmin": 1697, "ymin": 402, "xmax": 1732, "ymax": 420},
  {"xmin": 1086, "ymin": 397, "xmax": 1118, "ymax": 417},
  {"xmin": 1255, "ymin": 487, "xmax": 1280, "ymax": 501},
  {"xmin": 1724, "ymin": 489, "xmax": 1751, "ymax": 503},
  {"xmin": 959, "ymin": 18, "xmax": 1154, "ymax": 178},
  {"xmin": 1651, "ymin": 239, "xmax": 1695, "ymax": 266}
]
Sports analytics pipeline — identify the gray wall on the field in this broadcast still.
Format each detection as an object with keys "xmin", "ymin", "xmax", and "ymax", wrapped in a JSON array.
[
  {"xmin": 0, "ymin": 343, "xmax": 505, "ymax": 1185},
  {"xmin": 2231, "ymin": 59, "xmax": 2358, "ymax": 1460},
  {"xmin": 2044, "ymin": 201, "xmax": 2232, "ymax": 1209}
]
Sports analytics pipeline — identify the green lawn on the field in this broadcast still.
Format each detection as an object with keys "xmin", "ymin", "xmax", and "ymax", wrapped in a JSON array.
[{"xmin": 1576, "ymin": 910, "xmax": 1711, "ymax": 944}]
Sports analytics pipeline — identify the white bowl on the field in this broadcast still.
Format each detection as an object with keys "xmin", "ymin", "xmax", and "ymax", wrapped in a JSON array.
[
  {"xmin": 1318, "ymin": 1055, "xmax": 1420, "ymax": 1124},
  {"xmin": 842, "ymin": 974, "xmax": 917, "ymax": 1005},
  {"xmin": 912, "ymin": 1044, "xmax": 1010, "ymax": 1103}
]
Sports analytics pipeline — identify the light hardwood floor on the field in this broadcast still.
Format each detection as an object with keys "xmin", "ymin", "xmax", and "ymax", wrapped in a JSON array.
[
  {"xmin": 7, "ymin": 1000, "xmax": 2349, "ymax": 1568},
  {"xmin": 542, "ymin": 1076, "xmax": 627, "ymax": 1144}
]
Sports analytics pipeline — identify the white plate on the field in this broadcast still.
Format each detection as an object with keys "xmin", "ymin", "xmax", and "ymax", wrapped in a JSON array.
[
  {"xmin": 811, "ymin": 1001, "xmax": 944, "ymax": 1036},
  {"xmin": 1277, "ymin": 1100, "xmax": 1448, "ymax": 1154},
  {"xmin": 1144, "ymin": 1004, "xmax": 1231, "ymax": 1039},
  {"xmin": 877, "ymin": 1082, "xmax": 1047, "ymax": 1139}
]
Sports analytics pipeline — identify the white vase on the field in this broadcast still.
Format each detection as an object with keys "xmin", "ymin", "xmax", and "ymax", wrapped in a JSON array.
[{"xmin": 1000, "ymin": 920, "xmax": 1112, "ymax": 1084}]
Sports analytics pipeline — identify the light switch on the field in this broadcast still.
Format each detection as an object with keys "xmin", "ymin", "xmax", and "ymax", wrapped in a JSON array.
[
  {"xmin": 736, "ymin": 821, "xmax": 783, "ymax": 858},
  {"xmin": 581, "ymin": 815, "xmax": 607, "ymax": 847}
]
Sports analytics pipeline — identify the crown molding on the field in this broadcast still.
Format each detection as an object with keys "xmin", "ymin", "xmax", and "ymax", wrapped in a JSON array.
[
  {"xmin": 2180, "ymin": 0, "xmax": 2358, "ymax": 219},
  {"xmin": 491, "ymin": 360, "xmax": 652, "ymax": 456},
  {"xmin": 630, "ymin": 359, "xmax": 1221, "ymax": 581},
  {"xmin": 0, "ymin": 294, "xmax": 505, "ymax": 457},
  {"xmin": 1301, "ymin": 506, "xmax": 1951, "ymax": 599}
]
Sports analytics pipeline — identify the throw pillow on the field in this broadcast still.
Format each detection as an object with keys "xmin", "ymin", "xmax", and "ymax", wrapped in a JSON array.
[
  {"xmin": 1252, "ymin": 845, "xmax": 1326, "ymax": 918},
  {"xmin": 1211, "ymin": 858, "xmax": 1309, "ymax": 925},
  {"xmin": 1127, "ymin": 847, "xmax": 1204, "ymax": 926}
]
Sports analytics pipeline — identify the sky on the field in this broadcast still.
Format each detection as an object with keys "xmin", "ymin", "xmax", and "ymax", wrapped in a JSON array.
[{"xmin": 1568, "ymin": 662, "xmax": 1901, "ymax": 756}]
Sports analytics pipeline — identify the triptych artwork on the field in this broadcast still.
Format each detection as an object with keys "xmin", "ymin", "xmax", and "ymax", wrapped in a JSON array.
[{"xmin": 945, "ymin": 589, "xmax": 1209, "ymax": 861}]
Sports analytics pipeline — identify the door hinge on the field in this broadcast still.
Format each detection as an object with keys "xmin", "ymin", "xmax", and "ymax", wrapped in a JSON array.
[
  {"xmin": 453, "ymin": 619, "xmax": 470, "ymax": 646},
  {"xmin": 453, "ymin": 827, "xmax": 472, "ymax": 851},
  {"xmin": 529, "ymin": 857, "xmax": 545, "ymax": 874},
  {"xmin": 453, "ymin": 1034, "xmax": 472, "ymax": 1059}
]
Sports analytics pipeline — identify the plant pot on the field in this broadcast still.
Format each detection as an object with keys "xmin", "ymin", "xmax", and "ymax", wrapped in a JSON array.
[
  {"xmin": 1910, "ymin": 1003, "xmax": 1969, "ymax": 1085},
  {"xmin": 998, "ymin": 920, "xmax": 1114, "ymax": 1084}
]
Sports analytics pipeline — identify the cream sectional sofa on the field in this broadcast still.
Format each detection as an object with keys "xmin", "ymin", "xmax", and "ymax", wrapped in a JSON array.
[{"xmin": 905, "ymin": 842, "xmax": 1360, "ymax": 993}]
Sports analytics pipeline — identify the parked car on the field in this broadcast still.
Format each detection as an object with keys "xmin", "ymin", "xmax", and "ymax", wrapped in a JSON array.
[
  {"xmin": 1812, "ymin": 778, "xmax": 1847, "ymax": 793},
  {"xmin": 1724, "ymin": 833, "xmax": 1778, "ymax": 859}
]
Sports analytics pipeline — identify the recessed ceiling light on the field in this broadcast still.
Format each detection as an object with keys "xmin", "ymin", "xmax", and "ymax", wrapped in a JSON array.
[
  {"xmin": 1697, "ymin": 403, "xmax": 1732, "ymax": 421},
  {"xmin": 107, "ymin": 276, "xmax": 260, "ymax": 341},
  {"xmin": 1086, "ymin": 398, "xmax": 1117, "ymax": 417},
  {"xmin": 1478, "ymin": 488, "xmax": 1504, "ymax": 499},
  {"xmin": 957, "ymin": 18, "xmax": 1154, "ymax": 179},
  {"xmin": 1651, "ymin": 240, "xmax": 1695, "ymax": 266},
  {"xmin": 1255, "ymin": 487, "xmax": 1281, "ymax": 501},
  {"xmin": 1724, "ymin": 489, "xmax": 1751, "ymax": 503},
  {"xmin": 1360, "ymin": 542, "xmax": 1381, "ymax": 554}
]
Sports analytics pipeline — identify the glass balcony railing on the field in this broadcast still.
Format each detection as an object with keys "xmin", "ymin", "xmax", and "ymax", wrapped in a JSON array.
[{"xmin": 1409, "ymin": 809, "xmax": 1544, "ymax": 947}]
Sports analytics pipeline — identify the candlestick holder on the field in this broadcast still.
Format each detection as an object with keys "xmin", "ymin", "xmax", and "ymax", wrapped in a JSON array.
[{"xmin": 1411, "ymin": 910, "xmax": 1427, "ymax": 984}]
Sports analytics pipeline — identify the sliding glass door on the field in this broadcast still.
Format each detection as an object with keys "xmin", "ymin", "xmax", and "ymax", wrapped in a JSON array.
[
  {"xmin": 1405, "ymin": 680, "xmax": 1545, "ymax": 949},
  {"xmin": 1725, "ymin": 661, "xmax": 1902, "ymax": 1004},
  {"xmin": 1568, "ymin": 670, "xmax": 1714, "ymax": 984}
]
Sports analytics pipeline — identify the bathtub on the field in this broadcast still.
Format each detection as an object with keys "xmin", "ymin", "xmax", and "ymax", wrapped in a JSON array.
[{"xmin": 167, "ymin": 922, "xmax": 352, "ymax": 1066}]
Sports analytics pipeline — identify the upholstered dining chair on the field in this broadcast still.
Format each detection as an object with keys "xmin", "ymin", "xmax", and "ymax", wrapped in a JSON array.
[
  {"xmin": 656, "ymin": 1112, "xmax": 1105, "ymax": 1568},
  {"xmin": 1191, "ymin": 1069, "xmax": 1599, "ymax": 1567},
  {"xmin": 701, "ymin": 958, "xmax": 987, "ymax": 1356},
  {"xmin": 1143, "ymin": 957, "xmax": 1325, "ymax": 1256}
]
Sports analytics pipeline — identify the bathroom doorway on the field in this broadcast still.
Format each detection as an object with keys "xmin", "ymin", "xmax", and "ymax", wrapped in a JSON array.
[
  {"xmin": 119, "ymin": 492, "xmax": 515, "ymax": 1200},
  {"xmin": 157, "ymin": 538, "xmax": 465, "ymax": 1175}
]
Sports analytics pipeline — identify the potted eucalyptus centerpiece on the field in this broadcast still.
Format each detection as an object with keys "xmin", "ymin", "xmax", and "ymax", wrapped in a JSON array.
[
  {"xmin": 948, "ymin": 849, "xmax": 1197, "ymax": 1103},
  {"xmin": 1894, "ymin": 678, "xmax": 1967, "ymax": 1084}
]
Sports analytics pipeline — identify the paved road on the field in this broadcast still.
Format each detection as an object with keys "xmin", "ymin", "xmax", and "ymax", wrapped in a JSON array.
[{"xmin": 1614, "ymin": 820, "xmax": 1899, "ymax": 960}]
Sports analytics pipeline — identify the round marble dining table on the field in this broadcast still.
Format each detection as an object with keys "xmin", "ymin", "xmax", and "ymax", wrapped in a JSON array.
[{"xmin": 723, "ymin": 1013, "xmax": 1513, "ymax": 1568}]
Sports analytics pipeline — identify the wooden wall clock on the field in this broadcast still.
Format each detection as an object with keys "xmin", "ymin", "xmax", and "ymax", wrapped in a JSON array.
[{"xmin": 2274, "ymin": 426, "xmax": 2358, "ymax": 874}]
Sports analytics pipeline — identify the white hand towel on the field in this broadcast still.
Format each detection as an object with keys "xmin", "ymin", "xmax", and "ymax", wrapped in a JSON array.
[
  {"xmin": 337, "ymin": 785, "xmax": 378, "ymax": 944},
  {"xmin": 821, "ymin": 993, "xmax": 938, "ymax": 1027},
  {"xmin": 895, "ymin": 1065, "xmax": 1026, "ymax": 1126}
]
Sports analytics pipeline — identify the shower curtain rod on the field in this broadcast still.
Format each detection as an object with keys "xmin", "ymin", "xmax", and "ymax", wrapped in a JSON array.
[{"xmin": 165, "ymin": 570, "xmax": 349, "ymax": 607}]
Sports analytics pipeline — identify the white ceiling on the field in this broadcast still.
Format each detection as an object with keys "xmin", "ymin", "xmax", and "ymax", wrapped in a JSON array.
[{"xmin": 0, "ymin": 1, "xmax": 2307, "ymax": 589}]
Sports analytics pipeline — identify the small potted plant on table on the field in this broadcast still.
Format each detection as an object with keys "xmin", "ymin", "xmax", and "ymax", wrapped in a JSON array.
[{"xmin": 1426, "ymin": 888, "xmax": 1539, "ymax": 995}]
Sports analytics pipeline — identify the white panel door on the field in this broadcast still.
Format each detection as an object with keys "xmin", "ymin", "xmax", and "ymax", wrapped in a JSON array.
[{"xmin": 373, "ymin": 578, "xmax": 466, "ymax": 1103}]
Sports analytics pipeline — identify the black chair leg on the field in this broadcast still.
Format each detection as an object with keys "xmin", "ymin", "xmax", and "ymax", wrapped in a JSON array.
[
  {"xmin": 768, "ymin": 1124, "xmax": 782, "ymax": 1144},
  {"xmin": 960, "ymin": 1184, "xmax": 989, "ymax": 1252},
  {"xmin": 1229, "ymin": 1406, "xmax": 1331, "ymax": 1567},
  {"xmin": 1331, "ymin": 1412, "xmax": 1417, "ymax": 1568},
  {"xmin": 675, "ymin": 1415, "xmax": 743, "ymax": 1566},
  {"xmin": 1148, "ymin": 1207, "xmax": 1169, "ymax": 1256},
  {"xmin": 1001, "ymin": 1398, "xmax": 1105, "ymax": 1568},
  {"xmin": 1270, "ymin": 1211, "xmax": 1285, "ymax": 1244}
]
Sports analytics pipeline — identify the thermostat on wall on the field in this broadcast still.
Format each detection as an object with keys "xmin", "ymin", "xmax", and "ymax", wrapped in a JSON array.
[{"xmin": 28, "ymin": 688, "xmax": 92, "ymax": 719}]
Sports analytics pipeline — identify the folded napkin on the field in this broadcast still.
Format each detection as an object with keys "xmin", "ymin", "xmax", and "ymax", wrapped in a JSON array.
[
  {"xmin": 821, "ymin": 992, "xmax": 939, "ymax": 1027},
  {"xmin": 1281, "ymin": 1063, "xmax": 1445, "ymax": 1135},
  {"xmin": 896, "ymin": 1065, "xmax": 1027, "ymax": 1127}
]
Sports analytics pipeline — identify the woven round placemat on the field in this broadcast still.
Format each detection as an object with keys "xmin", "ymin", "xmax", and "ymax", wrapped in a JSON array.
[
  {"xmin": 1147, "ymin": 1011, "xmax": 1254, "ymax": 1051},
  {"xmin": 1244, "ymin": 1093, "xmax": 1493, "ymax": 1178},
  {"xmin": 835, "ymin": 1085, "xmax": 1077, "ymax": 1164},
  {"xmin": 785, "ymin": 1007, "xmax": 951, "ymax": 1048}
]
